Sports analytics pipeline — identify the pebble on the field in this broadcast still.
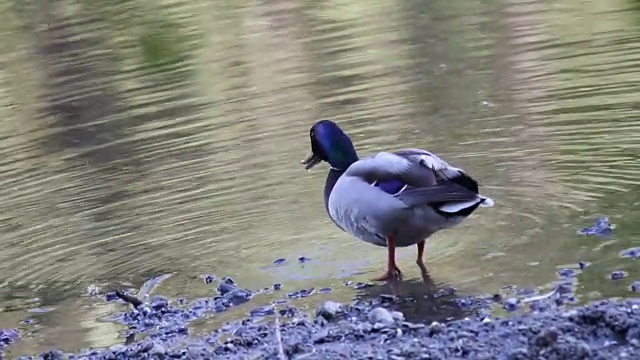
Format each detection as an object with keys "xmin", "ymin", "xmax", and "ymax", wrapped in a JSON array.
[
  {"xmin": 621, "ymin": 248, "xmax": 640, "ymax": 259},
  {"xmin": 428, "ymin": 321, "xmax": 445, "ymax": 335},
  {"xmin": 391, "ymin": 311, "xmax": 404, "ymax": 322},
  {"xmin": 503, "ymin": 298, "xmax": 520, "ymax": 312},
  {"xmin": 108, "ymin": 344, "xmax": 127, "ymax": 353},
  {"xmin": 610, "ymin": 270, "xmax": 628, "ymax": 280},
  {"xmin": 356, "ymin": 322, "xmax": 373, "ymax": 333},
  {"xmin": 149, "ymin": 343, "xmax": 166, "ymax": 356},
  {"xmin": 316, "ymin": 301, "xmax": 342, "ymax": 320},
  {"xmin": 0, "ymin": 328, "xmax": 19, "ymax": 351},
  {"xmin": 557, "ymin": 268, "xmax": 578, "ymax": 278},
  {"xmin": 105, "ymin": 292, "xmax": 119, "ymax": 302},
  {"xmin": 202, "ymin": 274, "xmax": 215, "ymax": 284},
  {"xmin": 368, "ymin": 307, "xmax": 394, "ymax": 327}
]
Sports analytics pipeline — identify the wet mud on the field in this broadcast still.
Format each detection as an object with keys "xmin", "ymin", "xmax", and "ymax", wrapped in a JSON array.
[{"xmin": 3, "ymin": 270, "xmax": 640, "ymax": 360}]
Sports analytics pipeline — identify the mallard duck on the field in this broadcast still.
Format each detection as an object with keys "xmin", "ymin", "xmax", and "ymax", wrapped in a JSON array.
[{"xmin": 302, "ymin": 119, "xmax": 494, "ymax": 285}]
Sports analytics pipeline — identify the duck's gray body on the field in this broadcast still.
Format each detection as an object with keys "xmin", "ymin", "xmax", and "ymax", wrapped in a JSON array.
[{"xmin": 327, "ymin": 148, "xmax": 494, "ymax": 248}]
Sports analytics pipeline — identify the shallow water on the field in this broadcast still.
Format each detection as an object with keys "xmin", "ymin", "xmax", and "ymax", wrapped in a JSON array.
[{"xmin": 2, "ymin": 0, "xmax": 640, "ymax": 356}]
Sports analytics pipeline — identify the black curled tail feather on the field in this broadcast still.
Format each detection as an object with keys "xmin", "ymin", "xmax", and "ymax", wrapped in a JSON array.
[
  {"xmin": 396, "ymin": 182, "xmax": 479, "ymax": 208},
  {"xmin": 430, "ymin": 173, "xmax": 483, "ymax": 218}
]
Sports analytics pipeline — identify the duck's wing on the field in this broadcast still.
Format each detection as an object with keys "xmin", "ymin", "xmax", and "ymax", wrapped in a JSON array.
[
  {"xmin": 394, "ymin": 148, "xmax": 494, "ymax": 210},
  {"xmin": 343, "ymin": 152, "xmax": 480, "ymax": 208},
  {"xmin": 393, "ymin": 148, "xmax": 468, "ymax": 182},
  {"xmin": 344, "ymin": 151, "xmax": 435, "ymax": 187}
]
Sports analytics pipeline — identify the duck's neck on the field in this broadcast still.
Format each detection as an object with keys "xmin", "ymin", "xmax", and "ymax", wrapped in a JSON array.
[{"xmin": 323, "ymin": 168, "xmax": 345, "ymax": 214}]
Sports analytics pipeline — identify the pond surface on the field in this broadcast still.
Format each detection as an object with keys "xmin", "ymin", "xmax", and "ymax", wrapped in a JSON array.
[{"xmin": 2, "ymin": 0, "xmax": 640, "ymax": 356}]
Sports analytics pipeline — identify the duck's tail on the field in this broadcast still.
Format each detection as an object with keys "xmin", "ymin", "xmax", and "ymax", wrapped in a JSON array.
[
  {"xmin": 478, "ymin": 195, "xmax": 495, "ymax": 207},
  {"xmin": 437, "ymin": 194, "xmax": 494, "ymax": 214}
]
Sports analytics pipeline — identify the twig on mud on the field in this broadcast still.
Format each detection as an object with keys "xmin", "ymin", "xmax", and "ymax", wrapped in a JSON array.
[
  {"xmin": 275, "ymin": 315, "xmax": 287, "ymax": 360},
  {"xmin": 115, "ymin": 290, "xmax": 143, "ymax": 346},
  {"xmin": 522, "ymin": 286, "xmax": 559, "ymax": 303},
  {"xmin": 115, "ymin": 290, "xmax": 143, "ymax": 308}
]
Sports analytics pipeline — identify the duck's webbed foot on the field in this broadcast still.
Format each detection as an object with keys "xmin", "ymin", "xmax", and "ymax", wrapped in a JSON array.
[
  {"xmin": 371, "ymin": 235, "xmax": 403, "ymax": 285},
  {"xmin": 370, "ymin": 265, "xmax": 403, "ymax": 282}
]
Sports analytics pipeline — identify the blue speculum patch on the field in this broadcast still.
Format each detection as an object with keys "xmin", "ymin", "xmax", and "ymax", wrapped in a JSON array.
[{"xmin": 373, "ymin": 179, "xmax": 406, "ymax": 195}]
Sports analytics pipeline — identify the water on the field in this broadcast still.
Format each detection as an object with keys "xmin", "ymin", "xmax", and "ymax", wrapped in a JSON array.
[{"xmin": 2, "ymin": 0, "xmax": 640, "ymax": 356}]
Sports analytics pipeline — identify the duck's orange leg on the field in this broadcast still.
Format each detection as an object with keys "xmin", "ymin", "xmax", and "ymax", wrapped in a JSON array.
[
  {"xmin": 416, "ymin": 240, "xmax": 427, "ymax": 272},
  {"xmin": 371, "ymin": 235, "xmax": 403, "ymax": 282}
]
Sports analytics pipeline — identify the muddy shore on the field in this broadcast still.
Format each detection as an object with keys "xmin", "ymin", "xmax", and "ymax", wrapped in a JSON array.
[{"xmin": 4, "ymin": 272, "xmax": 640, "ymax": 360}]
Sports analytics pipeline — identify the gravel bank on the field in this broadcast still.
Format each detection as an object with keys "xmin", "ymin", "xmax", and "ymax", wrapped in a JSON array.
[{"xmin": 8, "ymin": 293, "xmax": 640, "ymax": 360}]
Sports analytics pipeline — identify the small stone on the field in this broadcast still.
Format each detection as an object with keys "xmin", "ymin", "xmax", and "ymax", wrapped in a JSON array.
[
  {"xmin": 557, "ymin": 268, "xmax": 577, "ymax": 278},
  {"xmin": 105, "ymin": 292, "xmax": 119, "ymax": 302},
  {"xmin": 507, "ymin": 348, "xmax": 528, "ymax": 359},
  {"xmin": 354, "ymin": 282, "xmax": 373, "ymax": 290},
  {"xmin": 368, "ymin": 307, "xmax": 394, "ymax": 326},
  {"xmin": 503, "ymin": 298, "xmax": 520, "ymax": 312},
  {"xmin": 575, "ymin": 341, "xmax": 592, "ymax": 357},
  {"xmin": 380, "ymin": 294, "xmax": 396, "ymax": 302},
  {"xmin": 620, "ymin": 247, "xmax": 640, "ymax": 259},
  {"xmin": 39, "ymin": 350, "xmax": 65, "ymax": 360},
  {"xmin": 373, "ymin": 322, "xmax": 388, "ymax": 330},
  {"xmin": 312, "ymin": 329, "xmax": 330, "ymax": 343},
  {"xmin": 221, "ymin": 276, "xmax": 236, "ymax": 285},
  {"xmin": 610, "ymin": 270, "xmax": 627, "ymax": 280},
  {"xmin": 249, "ymin": 306, "xmax": 275, "ymax": 317},
  {"xmin": 356, "ymin": 322, "xmax": 373, "ymax": 332},
  {"xmin": 533, "ymin": 326, "xmax": 558, "ymax": 347},
  {"xmin": 316, "ymin": 301, "xmax": 342, "ymax": 320},
  {"xmin": 108, "ymin": 344, "xmax": 127, "ymax": 353},
  {"xmin": 391, "ymin": 311, "xmax": 405, "ymax": 322},
  {"xmin": 429, "ymin": 321, "xmax": 445, "ymax": 335},
  {"xmin": 86, "ymin": 284, "xmax": 100, "ymax": 297},
  {"xmin": 217, "ymin": 282, "xmax": 236, "ymax": 295}
]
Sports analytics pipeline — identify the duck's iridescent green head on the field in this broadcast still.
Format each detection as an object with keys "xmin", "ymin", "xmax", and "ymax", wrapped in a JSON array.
[{"xmin": 301, "ymin": 120, "xmax": 359, "ymax": 171}]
